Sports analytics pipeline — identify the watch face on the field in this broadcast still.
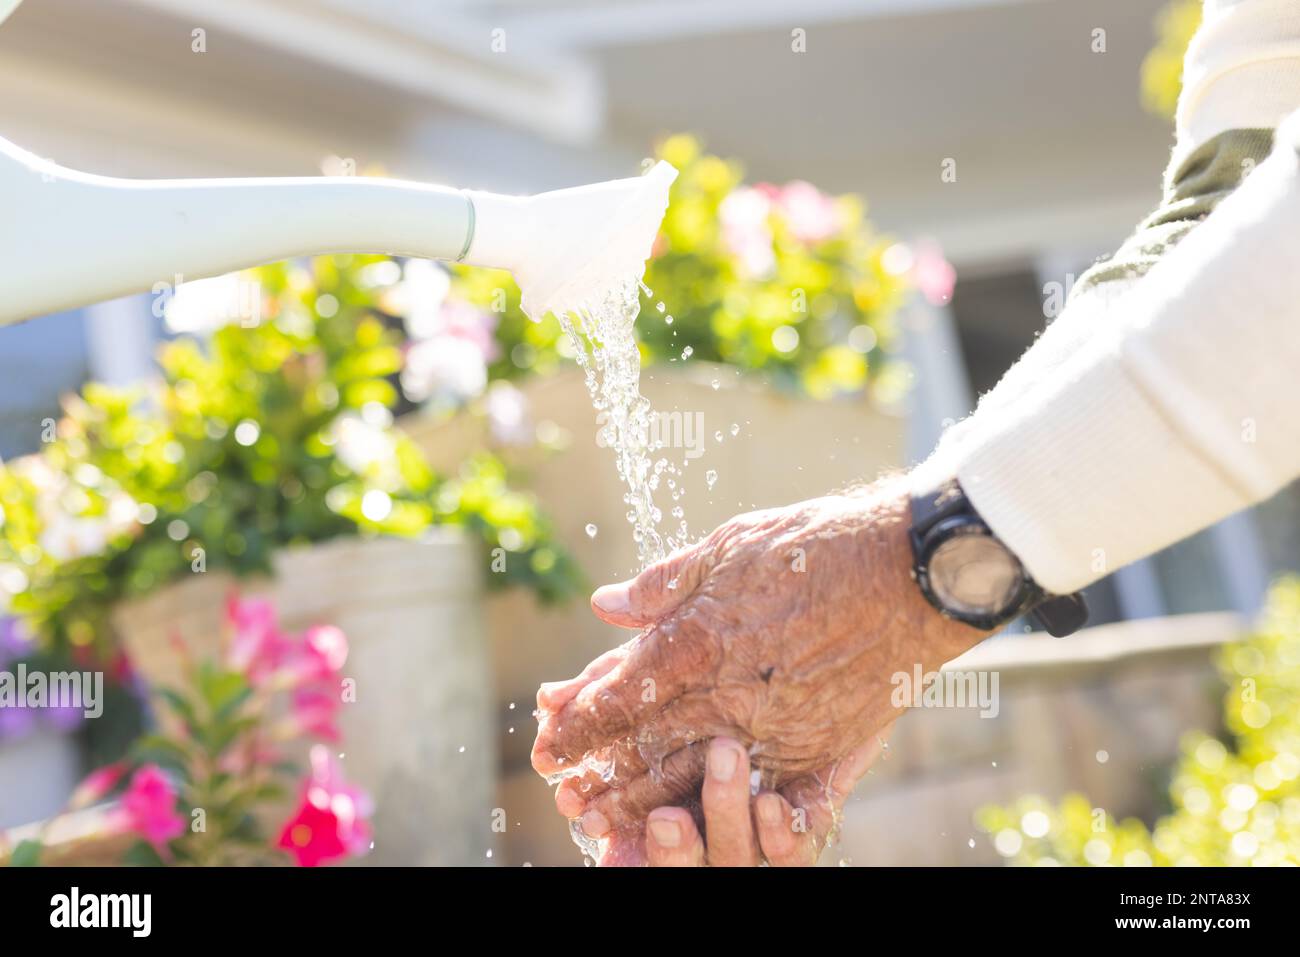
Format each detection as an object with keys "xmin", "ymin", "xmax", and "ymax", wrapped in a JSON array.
[{"xmin": 927, "ymin": 531, "xmax": 1023, "ymax": 618}]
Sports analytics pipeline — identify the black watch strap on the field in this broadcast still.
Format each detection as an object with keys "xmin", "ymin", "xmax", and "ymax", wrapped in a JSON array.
[{"xmin": 911, "ymin": 480, "xmax": 1088, "ymax": 637}]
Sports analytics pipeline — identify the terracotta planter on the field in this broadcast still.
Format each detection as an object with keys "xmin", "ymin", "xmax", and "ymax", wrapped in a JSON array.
[{"xmin": 111, "ymin": 530, "xmax": 496, "ymax": 866}]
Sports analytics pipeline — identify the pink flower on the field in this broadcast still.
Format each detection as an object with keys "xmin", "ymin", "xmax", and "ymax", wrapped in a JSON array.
[
  {"xmin": 277, "ymin": 746, "xmax": 372, "ymax": 866},
  {"xmin": 277, "ymin": 799, "xmax": 347, "ymax": 868},
  {"xmin": 719, "ymin": 186, "xmax": 776, "ymax": 278},
  {"xmin": 225, "ymin": 595, "xmax": 290, "ymax": 684},
  {"xmin": 402, "ymin": 335, "xmax": 488, "ymax": 404},
  {"xmin": 288, "ymin": 687, "xmax": 343, "ymax": 742},
  {"xmin": 116, "ymin": 765, "xmax": 186, "ymax": 852},
  {"xmin": 69, "ymin": 762, "xmax": 127, "ymax": 810},
  {"xmin": 911, "ymin": 239, "xmax": 957, "ymax": 306},
  {"xmin": 777, "ymin": 180, "xmax": 840, "ymax": 244},
  {"xmin": 485, "ymin": 381, "xmax": 532, "ymax": 446},
  {"xmin": 439, "ymin": 299, "xmax": 500, "ymax": 364},
  {"xmin": 286, "ymin": 625, "xmax": 348, "ymax": 684}
]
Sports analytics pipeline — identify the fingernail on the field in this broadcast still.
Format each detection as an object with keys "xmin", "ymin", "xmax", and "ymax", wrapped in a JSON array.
[
  {"xmin": 758, "ymin": 793, "xmax": 784, "ymax": 825},
  {"xmin": 533, "ymin": 750, "xmax": 559, "ymax": 775},
  {"xmin": 580, "ymin": 809, "xmax": 610, "ymax": 838},
  {"xmin": 649, "ymin": 817, "xmax": 681, "ymax": 848},
  {"xmin": 592, "ymin": 584, "xmax": 630, "ymax": 615},
  {"xmin": 709, "ymin": 741, "xmax": 740, "ymax": 782},
  {"xmin": 555, "ymin": 789, "xmax": 585, "ymax": 818}
]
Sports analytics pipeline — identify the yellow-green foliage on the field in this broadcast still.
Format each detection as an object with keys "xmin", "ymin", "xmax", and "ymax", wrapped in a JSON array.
[
  {"xmin": 1141, "ymin": 0, "xmax": 1202, "ymax": 121},
  {"xmin": 453, "ymin": 134, "xmax": 910, "ymax": 403},
  {"xmin": 0, "ymin": 256, "xmax": 582, "ymax": 659},
  {"xmin": 977, "ymin": 578, "xmax": 1300, "ymax": 866}
]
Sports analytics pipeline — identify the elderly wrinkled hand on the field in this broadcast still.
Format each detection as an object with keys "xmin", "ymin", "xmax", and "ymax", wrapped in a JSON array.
[{"xmin": 531, "ymin": 479, "xmax": 983, "ymax": 846}]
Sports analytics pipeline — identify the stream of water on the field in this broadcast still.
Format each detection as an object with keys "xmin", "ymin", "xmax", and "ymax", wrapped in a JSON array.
[{"xmin": 556, "ymin": 278, "xmax": 690, "ymax": 569}]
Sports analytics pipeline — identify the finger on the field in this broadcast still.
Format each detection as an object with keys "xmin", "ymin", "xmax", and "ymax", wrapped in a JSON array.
[
  {"xmin": 576, "ymin": 741, "xmax": 708, "ymax": 838},
  {"xmin": 552, "ymin": 737, "xmax": 648, "ymax": 819},
  {"xmin": 753, "ymin": 791, "xmax": 819, "ymax": 867},
  {"xmin": 535, "ymin": 646, "xmax": 627, "ymax": 713},
  {"xmin": 646, "ymin": 808, "xmax": 705, "ymax": 867},
  {"xmin": 590, "ymin": 538, "xmax": 710, "ymax": 629},
  {"xmin": 700, "ymin": 737, "xmax": 759, "ymax": 866},
  {"xmin": 781, "ymin": 723, "xmax": 895, "ymax": 843},
  {"xmin": 550, "ymin": 694, "xmax": 732, "ymax": 820},
  {"xmin": 596, "ymin": 828, "xmax": 648, "ymax": 867},
  {"xmin": 532, "ymin": 617, "xmax": 718, "ymax": 773}
]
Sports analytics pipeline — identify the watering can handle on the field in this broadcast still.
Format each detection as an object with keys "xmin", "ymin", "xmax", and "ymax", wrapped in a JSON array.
[{"xmin": 0, "ymin": 135, "xmax": 476, "ymax": 328}]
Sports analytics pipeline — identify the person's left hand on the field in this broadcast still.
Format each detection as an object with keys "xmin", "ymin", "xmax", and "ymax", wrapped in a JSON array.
[{"xmin": 584, "ymin": 731, "xmax": 891, "ymax": 866}]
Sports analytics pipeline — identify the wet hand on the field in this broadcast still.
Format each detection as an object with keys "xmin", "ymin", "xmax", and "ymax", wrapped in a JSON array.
[{"xmin": 532, "ymin": 479, "xmax": 984, "ymax": 834}]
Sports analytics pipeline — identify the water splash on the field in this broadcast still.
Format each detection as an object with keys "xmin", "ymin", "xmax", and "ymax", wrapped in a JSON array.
[{"xmin": 555, "ymin": 278, "xmax": 690, "ymax": 567}]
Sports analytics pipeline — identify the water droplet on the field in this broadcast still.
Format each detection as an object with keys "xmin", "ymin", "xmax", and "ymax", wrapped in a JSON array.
[
  {"xmin": 458, "ymin": 746, "xmax": 466, "ymax": 753},
  {"xmin": 667, "ymin": 577, "xmax": 679, "ymax": 590},
  {"xmin": 486, "ymin": 849, "xmax": 493, "ymax": 859},
  {"xmin": 585, "ymin": 523, "xmax": 598, "ymax": 538},
  {"xmin": 730, "ymin": 423, "xmax": 740, "ymax": 436},
  {"xmin": 711, "ymin": 379, "xmax": 720, "ymax": 390},
  {"xmin": 681, "ymin": 346, "xmax": 693, "ymax": 359},
  {"xmin": 656, "ymin": 301, "xmax": 666, "ymax": 313},
  {"xmin": 705, "ymin": 470, "xmax": 718, "ymax": 489},
  {"xmin": 968, "ymin": 838, "xmax": 976, "ymax": 848},
  {"xmin": 714, "ymin": 431, "xmax": 724, "ymax": 443}
]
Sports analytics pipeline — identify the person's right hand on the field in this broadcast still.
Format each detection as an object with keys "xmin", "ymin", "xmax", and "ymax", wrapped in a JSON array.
[
  {"xmin": 533, "ymin": 480, "xmax": 983, "ymax": 843},
  {"xmin": 637, "ymin": 732, "xmax": 890, "ymax": 867}
]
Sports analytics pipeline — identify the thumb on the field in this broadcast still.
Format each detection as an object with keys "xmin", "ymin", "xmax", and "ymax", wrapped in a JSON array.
[{"xmin": 591, "ymin": 540, "xmax": 709, "ymax": 629}]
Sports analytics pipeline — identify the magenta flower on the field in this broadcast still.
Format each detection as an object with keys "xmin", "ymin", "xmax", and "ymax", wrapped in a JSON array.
[
  {"xmin": 225, "ymin": 595, "xmax": 290, "ymax": 685},
  {"xmin": 288, "ymin": 687, "xmax": 343, "ymax": 742},
  {"xmin": 276, "ymin": 799, "xmax": 348, "ymax": 868},
  {"xmin": 277, "ymin": 746, "xmax": 372, "ymax": 866},
  {"xmin": 295, "ymin": 624, "xmax": 349, "ymax": 680},
  {"xmin": 116, "ymin": 764, "xmax": 186, "ymax": 852}
]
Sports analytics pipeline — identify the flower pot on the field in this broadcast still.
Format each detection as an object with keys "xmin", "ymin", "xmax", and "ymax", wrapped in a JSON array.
[
  {"xmin": 111, "ymin": 530, "xmax": 496, "ymax": 866},
  {"xmin": 0, "ymin": 726, "xmax": 82, "ymax": 830}
]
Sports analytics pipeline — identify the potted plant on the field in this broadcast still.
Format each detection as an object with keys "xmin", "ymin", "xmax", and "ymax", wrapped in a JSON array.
[{"xmin": 0, "ymin": 255, "xmax": 582, "ymax": 863}]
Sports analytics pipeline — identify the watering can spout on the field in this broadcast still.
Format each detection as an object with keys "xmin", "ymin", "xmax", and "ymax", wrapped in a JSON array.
[
  {"xmin": 0, "ymin": 130, "xmax": 676, "ymax": 328},
  {"xmin": 464, "ymin": 161, "xmax": 677, "ymax": 320}
]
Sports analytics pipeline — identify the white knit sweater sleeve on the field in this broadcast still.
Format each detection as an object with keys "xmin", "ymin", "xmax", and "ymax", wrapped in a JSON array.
[{"xmin": 915, "ymin": 0, "xmax": 1300, "ymax": 595}]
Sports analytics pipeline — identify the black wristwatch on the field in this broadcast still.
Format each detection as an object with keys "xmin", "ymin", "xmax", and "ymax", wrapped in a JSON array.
[{"xmin": 909, "ymin": 479, "xmax": 1088, "ymax": 637}]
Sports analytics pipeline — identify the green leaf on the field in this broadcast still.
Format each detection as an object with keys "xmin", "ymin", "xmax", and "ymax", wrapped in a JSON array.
[
  {"xmin": 155, "ymin": 688, "xmax": 200, "ymax": 732},
  {"xmin": 9, "ymin": 839, "xmax": 43, "ymax": 867},
  {"xmin": 123, "ymin": 840, "xmax": 168, "ymax": 868}
]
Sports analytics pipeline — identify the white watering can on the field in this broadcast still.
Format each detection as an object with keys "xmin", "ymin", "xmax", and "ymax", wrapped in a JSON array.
[{"xmin": 0, "ymin": 0, "xmax": 676, "ymax": 327}]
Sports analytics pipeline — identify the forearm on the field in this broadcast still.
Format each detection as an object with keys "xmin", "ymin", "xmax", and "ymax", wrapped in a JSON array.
[{"xmin": 921, "ymin": 111, "xmax": 1300, "ymax": 594}]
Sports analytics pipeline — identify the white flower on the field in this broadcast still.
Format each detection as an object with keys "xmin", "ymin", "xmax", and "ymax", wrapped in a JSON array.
[
  {"xmin": 485, "ymin": 381, "xmax": 532, "ymax": 446},
  {"xmin": 331, "ymin": 414, "xmax": 397, "ymax": 475},
  {"xmin": 402, "ymin": 335, "xmax": 487, "ymax": 404},
  {"xmin": 388, "ymin": 260, "xmax": 451, "ymax": 339}
]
